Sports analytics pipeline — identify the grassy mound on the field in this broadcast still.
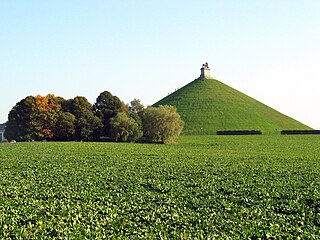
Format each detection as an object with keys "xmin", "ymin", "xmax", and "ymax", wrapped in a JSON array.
[{"xmin": 154, "ymin": 78, "xmax": 311, "ymax": 134}]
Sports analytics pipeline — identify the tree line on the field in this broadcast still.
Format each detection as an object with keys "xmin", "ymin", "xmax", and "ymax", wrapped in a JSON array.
[{"xmin": 4, "ymin": 91, "xmax": 184, "ymax": 144}]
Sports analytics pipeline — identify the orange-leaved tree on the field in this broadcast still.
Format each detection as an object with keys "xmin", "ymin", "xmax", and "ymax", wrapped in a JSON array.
[{"xmin": 31, "ymin": 94, "xmax": 62, "ymax": 140}]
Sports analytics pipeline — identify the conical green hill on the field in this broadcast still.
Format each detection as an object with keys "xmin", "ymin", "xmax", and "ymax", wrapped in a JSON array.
[{"xmin": 154, "ymin": 78, "xmax": 311, "ymax": 135}]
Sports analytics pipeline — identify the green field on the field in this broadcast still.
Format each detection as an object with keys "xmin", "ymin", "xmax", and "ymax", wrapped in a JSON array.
[
  {"xmin": 155, "ymin": 78, "xmax": 311, "ymax": 134},
  {"xmin": 1, "ymin": 136, "xmax": 320, "ymax": 238}
]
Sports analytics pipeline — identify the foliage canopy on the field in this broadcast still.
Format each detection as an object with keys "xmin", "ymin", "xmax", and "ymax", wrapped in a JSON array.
[
  {"xmin": 141, "ymin": 105, "xmax": 184, "ymax": 143},
  {"xmin": 93, "ymin": 91, "xmax": 127, "ymax": 137},
  {"xmin": 110, "ymin": 112, "xmax": 143, "ymax": 142},
  {"xmin": 5, "ymin": 93, "xmax": 182, "ymax": 144}
]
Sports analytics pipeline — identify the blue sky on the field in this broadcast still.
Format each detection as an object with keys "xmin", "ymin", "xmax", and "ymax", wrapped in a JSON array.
[{"xmin": 1, "ymin": 0, "xmax": 320, "ymax": 128}]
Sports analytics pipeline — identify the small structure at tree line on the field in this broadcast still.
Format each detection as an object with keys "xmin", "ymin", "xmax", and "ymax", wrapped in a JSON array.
[
  {"xmin": 0, "ymin": 123, "xmax": 6, "ymax": 142},
  {"xmin": 200, "ymin": 62, "xmax": 212, "ymax": 79}
]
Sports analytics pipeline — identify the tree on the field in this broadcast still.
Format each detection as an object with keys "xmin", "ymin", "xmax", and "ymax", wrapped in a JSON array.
[
  {"xmin": 62, "ymin": 96, "xmax": 92, "ymax": 116},
  {"xmin": 76, "ymin": 109, "xmax": 103, "ymax": 141},
  {"xmin": 31, "ymin": 94, "xmax": 61, "ymax": 140},
  {"xmin": 110, "ymin": 112, "xmax": 143, "ymax": 142},
  {"xmin": 5, "ymin": 94, "xmax": 63, "ymax": 141},
  {"xmin": 5, "ymin": 96, "xmax": 37, "ymax": 141},
  {"xmin": 141, "ymin": 105, "xmax": 184, "ymax": 144},
  {"xmin": 93, "ymin": 91, "xmax": 127, "ymax": 137},
  {"xmin": 128, "ymin": 98, "xmax": 144, "ymax": 114},
  {"xmin": 60, "ymin": 96, "xmax": 102, "ymax": 141},
  {"xmin": 54, "ymin": 112, "xmax": 76, "ymax": 141}
]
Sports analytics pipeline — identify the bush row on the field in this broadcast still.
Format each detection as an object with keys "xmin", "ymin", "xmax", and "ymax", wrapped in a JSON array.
[
  {"xmin": 217, "ymin": 130, "xmax": 262, "ymax": 135},
  {"xmin": 281, "ymin": 130, "xmax": 320, "ymax": 135}
]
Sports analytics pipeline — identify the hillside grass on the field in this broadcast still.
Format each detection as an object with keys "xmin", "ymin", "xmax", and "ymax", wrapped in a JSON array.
[
  {"xmin": 154, "ymin": 78, "xmax": 311, "ymax": 135},
  {"xmin": 1, "ymin": 136, "xmax": 320, "ymax": 238}
]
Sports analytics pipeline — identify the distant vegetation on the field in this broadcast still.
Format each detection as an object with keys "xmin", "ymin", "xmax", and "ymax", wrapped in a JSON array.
[
  {"xmin": 1, "ymin": 135, "xmax": 320, "ymax": 238},
  {"xmin": 4, "ymin": 92, "xmax": 183, "ymax": 144},
  {"xmin": 155, "ymin": 78, "xmax": 311, "ymax": 134}
]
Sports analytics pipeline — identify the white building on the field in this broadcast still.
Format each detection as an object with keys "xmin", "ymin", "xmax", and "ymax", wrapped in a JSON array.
[
  {"xmin": 200, "ymin": 62, "xmax": 212, "ymax": 79},
  {"xmin": 0, "ymin": 124, "xmax": 6, "ymax": 142}
]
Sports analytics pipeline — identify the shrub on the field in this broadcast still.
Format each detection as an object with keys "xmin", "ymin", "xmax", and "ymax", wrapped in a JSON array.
[
  {"xmin": 217, "ymin": 130, "xmax": 262, "ymax": 135},
  {"xmin": 281, "ymin": 130, "xmax": 320, "ymax": 135},
  {"xmin": 141, "ymin": 105, "xmax": 184, "ymax": 144}
]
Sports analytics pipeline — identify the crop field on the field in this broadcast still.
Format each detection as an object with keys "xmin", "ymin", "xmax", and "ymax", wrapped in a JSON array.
[{"xmin": 1, "ymin": 136, "xmax": 320, "ymax": 238}]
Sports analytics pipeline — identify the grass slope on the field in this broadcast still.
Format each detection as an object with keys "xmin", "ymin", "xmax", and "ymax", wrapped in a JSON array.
[{"xmin": 154, "ymin": 78, "xmax": 311, "ymax": 134}]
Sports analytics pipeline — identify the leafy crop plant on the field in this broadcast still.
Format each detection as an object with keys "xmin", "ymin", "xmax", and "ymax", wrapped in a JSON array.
[{"xmin": 0, "ymin": 135, "xmax": 320, "ymax": 238}]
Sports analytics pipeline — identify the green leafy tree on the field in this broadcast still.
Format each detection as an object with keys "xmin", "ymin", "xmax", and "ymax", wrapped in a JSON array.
[
  {"xmin": 61, "ymin": 96, "xmax": 102, "ymax": 141},
  {"xmin": 5, "ymin": 94, "xmax": 63, "ymax": 141},
  {"xmin": 128, "ymin": 98, "xmax": 144, "ymax": 114},
  {"xmin": 62, "ymin": 96, "xmax": 92, "ymax": 116},
  {"xmin": 54, "ymin": 112, "xmax": 76, "ymax": 141},
  {"xmin": 5, "ymin": 96, "xmax": 37, "ymax": 141},
  {"xmin": 93, "ymin": 91, "xmax": 127, "ymax": 137},
  {"xmin": 76, "ymin": 109, "xmax": 103, "ymax": 141},
  {"xmin": 141, "ymin": 105, "xmax": 184, "ymax": 144},
  {"xmin": 110, "ymin": 112, "xmax": 143, "ymax": 142}
]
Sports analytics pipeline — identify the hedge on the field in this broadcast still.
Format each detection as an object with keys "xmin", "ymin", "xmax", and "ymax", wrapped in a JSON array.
[
  {"xmin": 281, "ymin": 130, "xmax": 320, "ymax": 135},
  {"xmin": 217, "ymin": 130, "xmax": 262, "ymax": 135}
]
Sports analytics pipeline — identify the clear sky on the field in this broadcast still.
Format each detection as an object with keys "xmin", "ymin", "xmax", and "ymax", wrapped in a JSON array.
[{"xmin": 1, "ymin": 0, "xmax": 320, "ymax": 128}]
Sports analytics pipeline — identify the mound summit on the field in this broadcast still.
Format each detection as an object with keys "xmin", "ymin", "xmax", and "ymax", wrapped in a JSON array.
[{"xmin": 154, "ymin": 63, "xmax": 311, "ymax": 135}]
